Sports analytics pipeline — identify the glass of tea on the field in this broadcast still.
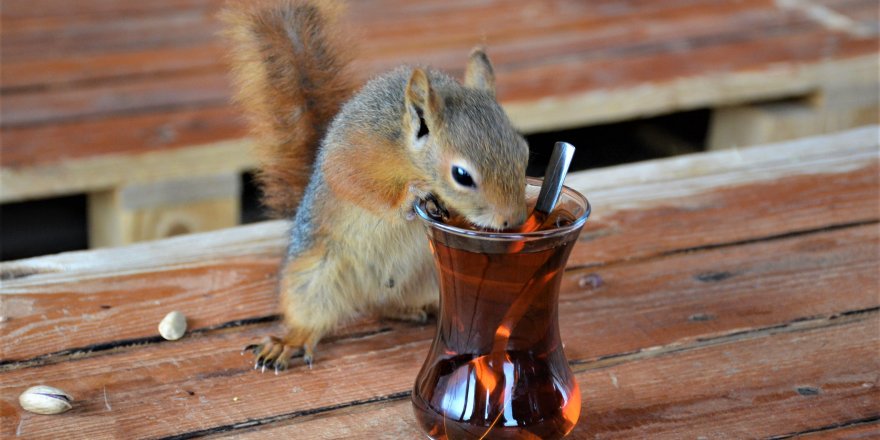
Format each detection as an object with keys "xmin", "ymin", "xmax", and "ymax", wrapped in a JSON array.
[{"xmin": 411, "ymin": 177, "xmax": 590, "ymax": 439}]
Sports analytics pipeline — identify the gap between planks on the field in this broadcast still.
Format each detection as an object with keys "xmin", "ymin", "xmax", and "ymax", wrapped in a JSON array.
[
  {"xmin": 153, "ymin": 307, "xmax": 880, "ymax": 440},
  {"xmin": 2, "ymin": 215, "xmax": 875, "ymax": 371},
  {"xmin": 767, "ymin": 416, "xmax": 880, "ymax": 439}
]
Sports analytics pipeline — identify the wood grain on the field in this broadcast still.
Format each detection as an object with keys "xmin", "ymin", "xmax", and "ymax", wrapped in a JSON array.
[
  {"xmin": 798, "ymin": 421, "xmax": 880, "ymax": 439},
  {"xmin": 0, "ymin": 218, "xmax": 876, "ymax": 437},
  {"xmin": 1, "ymin": 72, "xmax": 231, "ymax": 127},
  {"xmin": 214, "ymin": 315, "xmax": 879, "ymax": 439},
  {"xmin": 0, "ymin": 106, "xmax": 248, "ymax": 182},
  {"xmin": 1, "ymin": 0, "xmax": 877, "ymax": 182},
  {"xmin": 2, "ymin": 127, "xmax": 877, "ymax": 361},
  {"xmin": 0, "ymin": 131, "xmax": 877, "ymax": 437}
]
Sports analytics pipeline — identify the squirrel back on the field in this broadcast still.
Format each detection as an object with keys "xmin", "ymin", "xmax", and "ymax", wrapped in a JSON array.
[{"xmin": 221, "ymin": 0, "xmax": 357, "ymax": 218}]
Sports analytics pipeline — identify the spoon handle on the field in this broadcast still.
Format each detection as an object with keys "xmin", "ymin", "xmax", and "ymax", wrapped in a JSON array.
[{"xmin": 535, "ymin": 141, "xmax": 576, "ymax": 215}]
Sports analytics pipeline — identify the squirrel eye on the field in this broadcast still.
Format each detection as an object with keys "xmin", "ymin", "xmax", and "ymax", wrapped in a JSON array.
[{"xmin": 451, "ymin": 166, "xmax": 476, "ymax": 188}]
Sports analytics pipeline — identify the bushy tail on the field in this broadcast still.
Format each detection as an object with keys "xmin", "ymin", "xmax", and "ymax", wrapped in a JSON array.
[{"xmin": 221, "ymin": 0, "xmax": 356, "ymax": 217}]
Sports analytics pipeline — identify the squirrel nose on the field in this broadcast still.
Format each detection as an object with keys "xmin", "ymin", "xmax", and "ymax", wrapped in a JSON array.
[{"xmin": 498, "ymin": 207, "xmax": 527, "ymax": 229}]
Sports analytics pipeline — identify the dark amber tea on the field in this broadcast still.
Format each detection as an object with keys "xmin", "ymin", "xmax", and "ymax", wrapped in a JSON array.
[{"xmin": 412, "ymin": 179, "xmax": 590, "ymax": 439}]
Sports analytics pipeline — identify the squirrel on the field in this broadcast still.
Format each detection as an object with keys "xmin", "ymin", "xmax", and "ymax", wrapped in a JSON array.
[{"xmin": 222, "ymin": 0, "xmax": 529, "ymax": 373}]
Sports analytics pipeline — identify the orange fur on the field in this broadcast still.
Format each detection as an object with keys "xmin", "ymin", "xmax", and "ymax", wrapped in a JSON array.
[
  {"xmin": 322, "ymin": 131, "xmax": 419, "ymax": 215},
  {"xmin": 221, "ymin": 0, "xmax": 357, "ymax": 217}
]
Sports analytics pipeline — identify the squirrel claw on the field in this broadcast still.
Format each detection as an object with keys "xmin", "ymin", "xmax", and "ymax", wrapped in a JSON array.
[
  {"xmin": 244, "ymin": 336, "xmax": 305, "ymax": 373},
  {"xmin": 241, "ymin": 344, "xmax": 259, "ymax": 355}
]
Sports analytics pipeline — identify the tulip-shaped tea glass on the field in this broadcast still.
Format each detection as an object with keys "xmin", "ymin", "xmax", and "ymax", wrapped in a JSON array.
[{"xmin": 412, "ymin": 178, "xmax": 590, "ymax": 439}]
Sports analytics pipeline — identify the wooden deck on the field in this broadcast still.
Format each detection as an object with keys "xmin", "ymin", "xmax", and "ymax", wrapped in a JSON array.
[
  {"xmin": 1, "ymin": 126, "xmax": 878, "ymax": 438},
  {"xmin": 1, "ymin": 0, "xmax": 878, "ymax": 246}
]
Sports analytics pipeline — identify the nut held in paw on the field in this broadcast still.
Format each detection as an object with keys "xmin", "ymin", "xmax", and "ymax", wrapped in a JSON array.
[
  {"xmin": 19, "ymin": 385, "xmax": 73, "ymax": 415},
  {"xmin": 158, "ymin": 310, "xmax": 187, "ymax": 340}
]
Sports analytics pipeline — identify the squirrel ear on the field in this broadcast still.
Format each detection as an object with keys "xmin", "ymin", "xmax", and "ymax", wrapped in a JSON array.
[
  {"xmin": 405, "ymin": 69, "xmax": 443, "ymax": 146},
  {"xmin": 405, "ymin": 68, "xmax": 442, "ymax": 116},
  {"xmin": 464, "ymin": 47, "xmax": 496, "ymax": 95}
]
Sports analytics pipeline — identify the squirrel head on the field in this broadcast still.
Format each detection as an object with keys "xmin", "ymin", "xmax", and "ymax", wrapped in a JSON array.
[{"xmin": 403, "ymin": 49, "xmax": 529, "ymax": 230}]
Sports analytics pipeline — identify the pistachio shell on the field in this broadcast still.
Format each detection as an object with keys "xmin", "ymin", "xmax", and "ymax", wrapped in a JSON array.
[
  {"xmin": 158, "ymin": 310, "xmax": 187, "ymax": 340},
  {"xmin": 19, "ymin": 385, "xmax": 73, "ymax": 415}
]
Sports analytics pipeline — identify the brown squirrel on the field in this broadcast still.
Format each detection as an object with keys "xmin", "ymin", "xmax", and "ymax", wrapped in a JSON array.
[{"xmin": 222, "ymin": 0, "xmax": 529, "ymax": 372}]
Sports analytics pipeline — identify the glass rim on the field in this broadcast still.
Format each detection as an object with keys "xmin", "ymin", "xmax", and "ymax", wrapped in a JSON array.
[{"xmin": 414, "ymin": 177, "xmax": 591, "ymax": 242}]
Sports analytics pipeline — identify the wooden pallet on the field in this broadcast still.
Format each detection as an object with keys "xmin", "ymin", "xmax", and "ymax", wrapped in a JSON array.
[
  {"xmin": 1, "ymin": 126, "xmax": 878, "ymax": 438},
  {"xmin": 1, "ymin": 0, "xmax": 877, "ymax": 246}
]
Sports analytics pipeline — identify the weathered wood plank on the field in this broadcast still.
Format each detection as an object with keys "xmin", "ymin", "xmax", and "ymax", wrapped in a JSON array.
[
  {"xmin": 3, "ymin": 6, "xmax": 871, "ymax": 124},
  {"xmin": 0, "ymin": 138, "xmax": 257, "ymax": 204},
  {"xmin": 0, "ymin": 106, "xmax": 247, "ymax": 171},
  {"xmin": 0, "ymin": 131, "xmax": 876, "ymax": 437},
  {"xmin": 87, "ymin": 175, "xmax": 241, "ymax": 248},
  {"xmin": 3, "ymin": 0, "xmax": 815, "ymax": 119},
  {"xmin": 214, "ymin": 315, "xmax": 879, "ymax": 439},
  {"xmin": 571, "ymin": 154, "xmax": 879, "ymax": 266},
  {"xmin": 0, "ymin": 0, "xmax": 780, "ymax": 65},
  {"xmin": 798, "ymin": 421, "xmax": 880, "ymax": 439},
  {"xmin": 0, "ymin": 6, "xmax": 222, "ymax": 62},
  {"xmin": 785, "ymin": 0, "xmax": 879, "ymax": 37},
  {"xmin": 2, "ymin": 127, "xmax": 877, "ymax": 360},
  {"xmin": 0, "ymin": 221, "xmax": 875, "ymax": 438},
  {"xmin": 0, "ymin": 0, "xmax": 217, "ymax": 20},
  {"xmin": 1, "ymin": 53, "xmax": 874, "ymax": 201},
  {"xmin": 0, "ymin": 45, "xmax": 225, "ymax": 91},
  {"xmin": 1, "ymin": 0, "xmax": 876, "ymax": 172},
  {"xmin": 0, "ymin": 72, "xmax": 230, "ymax": 127}
]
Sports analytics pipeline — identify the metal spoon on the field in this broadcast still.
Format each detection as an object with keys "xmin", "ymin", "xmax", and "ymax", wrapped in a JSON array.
[
  {"xmin": 518, "ymin": 141, "xmax": 576, "ymax": 232},
  {"xmin": 535, "ymin": 141, "xmax": 576, "ymax": 216}
]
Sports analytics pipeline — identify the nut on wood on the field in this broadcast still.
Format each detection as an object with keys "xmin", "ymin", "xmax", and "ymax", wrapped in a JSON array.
[
  {"xmin": 158, "ymin": 310, "xmax": 187, "ymax": 340},
  {"xmin": 19, "ymin": 385, "xmax": 73, "ymax": 415}
]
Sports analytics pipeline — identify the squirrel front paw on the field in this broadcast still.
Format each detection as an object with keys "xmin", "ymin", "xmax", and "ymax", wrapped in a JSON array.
[
  {"xmin": 242, "ymin": 334, "xmax": 315, "ymax": 374},
  {"xmin": 404, "ymin": 181, "xmax": 434, "ymax": 221},
  {"xmin": 381, "ymin": 302, "xmax": 438, "ymax": 324}
]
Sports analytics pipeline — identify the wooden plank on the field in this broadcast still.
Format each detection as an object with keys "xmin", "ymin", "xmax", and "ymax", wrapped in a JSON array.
[
  {"xmin": 568, "ymin": 125, "xmax": 879, "ymax": 263},
  {"xmin": 0, "ymin": 71, "xmax": 230, "ymax": 127},
  {"xmin": 708, "ymin": 100, "xmax": 879, "ymax": 150},
  {"xmin": 1, "ymin": 205, "xmax": 875, "ymax": 365},
  {"xmin": 818, "ymin": 0, "xmax": 880, "ymax": 32},
  {"xmin": 1, "ymin": 133, "xmax": 877, "ymax": 437},
  {"xmin": 0, "ymin": 45, "xmax": 225, "ymax": 92},
  {"xmin": 2, "ymin": 0, "xmax": 875, "ymax": 127},
  {"xmin": 708, "ymin": 45, "xmax": 879, "ymax": 149},
  {"xmin": 0, "ymin": 222, "xmax": 876, "ymax": 438},
  {"xmin": 1, "ymin": 0, "xmax": 876, "ymax": 203},
  {"xmin": 1, "ymin": 127, "xmax": 877, "ymax": 359},
  {"xmin": 798, "ymin": 422, "xmax": 880, "ymax": 439},
  {"xmin": 0, "ymin": 106, "xmax": 247, "ymax": 171},
  {"xmin": 5, "ymin": 0, "xmax": 809, "ymax": 116},
  {"xmin": 0, "ymin": 138, "xmax": 257, "ymax": 204},
  {"xmin": 0, "ymin": 5, "xmax": 222, "ymax": 62},
  {"xmin": 1, "ymin": 57, "xmax": 876, "ymax": 206},
  {"xmin": 1, "ymin": 0, "xmax": 765, "ymax": 91},
  {"xmin": 88, "ymin": 174, "xmax": 241, "ymax": 248},
  {"xmin": 3, "ymin": 12, "xmax": 868, "ymax": 127},
  {"xmin": 217, "ymin": 315, "xmax": 879, "ymax": 439},
  {"xmin": 0, "ymin": 0, "xmax": 218, "ymax": 20},
  {"xmin": 501, "ymin": 43, "xmax": 877, "ymax": 132},
  {"xmin": 781, "ymin": 0, "xmax": 879, "ymax": 37}
]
